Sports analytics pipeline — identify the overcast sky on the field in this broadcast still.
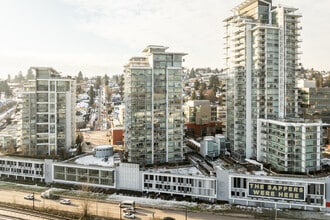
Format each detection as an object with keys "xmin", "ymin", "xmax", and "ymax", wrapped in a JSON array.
[{"xmin": 0, "ymin": 0, "xmax": 329, "ymax": 78}]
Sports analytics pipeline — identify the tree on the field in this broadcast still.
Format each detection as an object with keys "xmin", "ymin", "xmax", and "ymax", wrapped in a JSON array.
[
  {"xmin": 200, "ymin": 81, "xmax": 207, "ymax": 91},
  {"xmin": 88, "ymin": 86, "xmax": 95, "ymax": 107},
  {"xmin": 191, "ymin": 90, "xmax": 197, "ymax": 100},
  {"xmin": 112, "ymin": 75, "xmax": 119, "ymax": 84},
  {"xmin": 77, "ymin": 71, "xmax": 84, "ymax": 84},
  {"xmin": 209, "ymin": 75, "xmax": 220, "ymax": 90},
  {"xmin": 95, "ymin": 76, "xmax": 102, "ymax": 90},
  {"xmin": 194, "ymin": 80, "xmax": 200, "ymax": 90},
  {"xmin": 13, "ymin": 71, "xmax": 24, "ymax": 83},
  {"xmin": 0, "ymin": 81, "xmax": 13, "ymax": 97},
  {"xmin": 199, "ymin": 82, "xmax": 207, "ymax": 100},
  {"xmin": 75, "ymin": 133, "xmax": 84, "ymax": 155},
  {"xmin": 315, "ymin": 74, "xmax": 323, "ymax": 88},
  {"xmin": 189, "ymin": 68, "xmax": 196, "ymax": 78},
  {"xmin": 324, "ymin": 73, "xmax": 330, "ymax": 87},
  {"xmin": 104, "ymin": 74, "xmax": 109, "ymax": 86},
  {"xmin": 105, "ymin": 86, "xmax": 112, "ymax": 103},
  {"xmin": 204, "ymin": 89, "xmax": 217, "ymax": 103},
  {"xmin": 79, "ymin": 183, "xmax": 91, "ymax": 220},
  {"xmin": 76, "ymin": 85, "xmax": 83, "ymax": 95},
  {"xmin": 26, "ymin": 69, "xmax": 35, "ymax": 80}
]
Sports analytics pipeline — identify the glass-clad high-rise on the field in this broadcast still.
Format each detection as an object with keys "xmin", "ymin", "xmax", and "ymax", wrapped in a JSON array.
[
  {"xmin": 124, "ymin": 46, "xmax": 186, "ymax": 165},
  {"xmin": 21, "ymin": 67, "xmax": 76, "ymax": 156},
  {"xmin": 224, "ymin": 0, "xmax": 301, "ymax": 160}
]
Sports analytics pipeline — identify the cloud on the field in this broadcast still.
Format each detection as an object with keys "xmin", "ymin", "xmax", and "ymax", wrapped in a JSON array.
[
  {"xmin": 64, "ymin": 0, "xmax": 242, "ymax": 68},
  {"xmin": 2, "ymin": 0, "xmax": 330, "ymax": 77}
]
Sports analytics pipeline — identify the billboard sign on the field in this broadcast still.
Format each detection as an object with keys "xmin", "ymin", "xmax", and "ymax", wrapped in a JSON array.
[{"xmin": 248, "ymin": 182, "xmax": 305, "ymax": 201}]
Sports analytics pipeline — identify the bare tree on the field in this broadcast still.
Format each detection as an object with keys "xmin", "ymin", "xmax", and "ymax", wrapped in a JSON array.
[{"xmin": 79, "ymin": 183, "xmax": 91, "ymax": 220}]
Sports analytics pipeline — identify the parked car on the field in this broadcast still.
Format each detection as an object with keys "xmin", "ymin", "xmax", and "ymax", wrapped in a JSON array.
[
  {"xmin": 24, "ymin": 194, "xmax": 34, "ymax": 200},
  {"xmin": 59, "ymin": 199, "xmax": 71, "ymax": 205},
  {"xmin": 123, "ymin": 213, "xmax": 135, "ymax": 219}
]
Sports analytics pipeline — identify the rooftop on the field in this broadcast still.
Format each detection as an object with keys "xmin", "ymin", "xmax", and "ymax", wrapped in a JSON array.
[
  {"xmin": 145, "ymin": 165, "xmax": 205, "ymax": 177},
  {"xmin": 75, "ymin": 154, "xmax": 116, "ymax": 167}
]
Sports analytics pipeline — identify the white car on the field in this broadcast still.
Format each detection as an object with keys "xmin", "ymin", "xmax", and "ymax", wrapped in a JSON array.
[
  {"xmin": 123, "ymin": 213, "xmax": 135, "ymax": 219},
  {"xmin": 59, "ymin": 199, "xmax": 71, "ymax": 205},
  {"xmin": 24, "ymin": 194, "xmax": 34, "ymax": 200}
]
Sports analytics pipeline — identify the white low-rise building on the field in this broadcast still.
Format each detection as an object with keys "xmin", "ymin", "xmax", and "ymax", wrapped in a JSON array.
[
  {"xmin": 0, "ymin": 156, "xmax": 44, "ymax": 181},
  {"xmin": 142, "ymin": 166, "xmax": 216, "ymax": 201},
  {"xmin": 1, "ymin": 153, "xmax": 330, "ymax": 211},
  {"xmin": 217, "ymin": 168, "xmax": 328, "ymax": 211}
]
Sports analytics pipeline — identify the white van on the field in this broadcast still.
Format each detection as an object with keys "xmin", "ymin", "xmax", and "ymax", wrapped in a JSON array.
[{"xmin": 119, "ymin": 200, "xmax": 135, "ymax": 208}]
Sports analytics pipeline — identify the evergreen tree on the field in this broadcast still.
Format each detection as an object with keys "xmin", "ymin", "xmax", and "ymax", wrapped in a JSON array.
[
  {"xmin": 95, "ymin": 76, "xmax": 102, "ymax": 90},
  {"xmin": 209, "ymin": 75, "xmax": 220, "ymax": 90},
  {"xmin": 26, "ymin": 69, "xmax": 35, "ymax": 80},
  {"xmin": 77, "ymin": 71, "xmax": 84, "ymax": 84},
  {"xmin": 104, "ymin": 74, "xmax": 109, "ymax": 86},
  {"xmin": 88, "ymin": 86, "xmax": 95, "ymax": 107},
  {"xmin": 189, "ymin": 68, "xmax": 196, "ymax": 78}
]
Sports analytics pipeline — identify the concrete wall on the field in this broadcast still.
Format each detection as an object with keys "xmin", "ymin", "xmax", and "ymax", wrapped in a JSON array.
[{"xmin": 116, "ymin": 163, "xmax": 141, "ymax": 191}]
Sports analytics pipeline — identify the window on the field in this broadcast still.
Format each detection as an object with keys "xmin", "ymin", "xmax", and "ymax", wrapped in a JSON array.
[{"xmin": 233, "ymin": 177, "xmax": 241, "ymax": 188}]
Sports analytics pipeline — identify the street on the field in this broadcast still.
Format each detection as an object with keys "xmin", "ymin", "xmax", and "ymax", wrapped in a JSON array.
[{"xmin": 0, "ymin": 188, "xmax": 257, "ymax": 220}]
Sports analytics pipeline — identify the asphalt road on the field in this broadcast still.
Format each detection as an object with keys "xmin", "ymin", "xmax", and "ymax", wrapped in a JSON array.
[{"xmin": 0, "ymin": 189, "xmax": 255, "ymax": 220}]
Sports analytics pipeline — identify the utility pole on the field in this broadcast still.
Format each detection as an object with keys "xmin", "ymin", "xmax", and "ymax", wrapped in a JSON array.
[
  {"xmin": 274, "ymin": 203, "xmax": 277, "ymax": 220},
  {"xmin": 185, "ymin": 206, "xmax": 187, "ymax": 220},
  {"xmin": 32, "ymin": 192, "xmax": 35, "ymax": 210}
]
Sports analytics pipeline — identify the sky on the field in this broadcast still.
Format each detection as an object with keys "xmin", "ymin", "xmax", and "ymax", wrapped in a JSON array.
[{"xmin": 0, "ymin": 0, "xmax": 329, "ymax": 78}]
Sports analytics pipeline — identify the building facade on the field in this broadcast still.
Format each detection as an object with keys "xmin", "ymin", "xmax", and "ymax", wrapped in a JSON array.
[
  {"xmin": 200, "ymin": 135, "xmax": 227, "ymax": 159},
  {"xmin": 142, "ymin": 169, "xmax": 217, "ymax": 201},
  {"xmin": 183, "ymin": 100, "xmax": 219, "ymax": 138},
  {"xmin": 124, "ymin": 46, "xmax": 186, "ymax": 165},
  {"xmin": 217, "ymin": 169, "xmax": 327, "ymax": 211},
  {"xmin": 2, "ymin": 154, "xmax": 330, "ymax": 211},
  {"xmin": 21, "ymin": 67, "xmax": 76, "ymax": 156},
  {"xmin": 224, "ymin": 0, "xmax": 301, "ymax": 160},
  {"xmin": 298, "ymin": 79, "xmax": 330, "ymax": 124},
  {"xmin": 257, "ymin": 118, "xmax": 323, "ymax": 173}
]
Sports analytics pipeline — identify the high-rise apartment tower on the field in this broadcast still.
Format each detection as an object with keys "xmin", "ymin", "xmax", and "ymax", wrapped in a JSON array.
[
  {"xmin": 124, "ymin": 45, "xmax": 186, "ymax": 165},
  {"xmin": 21, "ymin": 67, "xmax": 76, "ymax": 156},
  {"xmin": 224, "ymin": 0, "xmax": 301, "ymax": 160}
]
